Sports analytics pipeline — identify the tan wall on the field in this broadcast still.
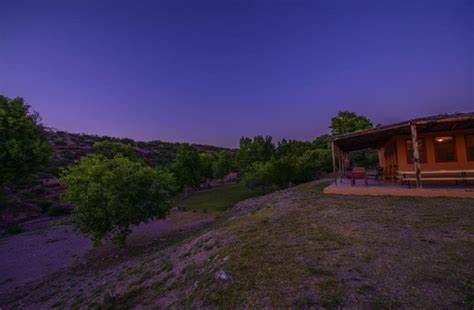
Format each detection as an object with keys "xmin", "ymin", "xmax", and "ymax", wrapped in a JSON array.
[{"xmin": 392, "ymin": 129, "xmax": 474, "ymax": 172}]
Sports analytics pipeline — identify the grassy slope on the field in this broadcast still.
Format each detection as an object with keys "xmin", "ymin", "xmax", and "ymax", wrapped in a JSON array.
[
  {"xmin": 3, "ymin": 181, "xmax": 473, "ymax": 309},
  {"xmin": 173, "ymin": 183, "xmax": 262, "ymax": 214}
]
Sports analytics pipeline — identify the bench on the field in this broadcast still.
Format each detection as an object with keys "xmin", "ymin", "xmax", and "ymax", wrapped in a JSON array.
[{"xmin": 397, "ymin": 170, "xmax": 474, "ymax": 188}]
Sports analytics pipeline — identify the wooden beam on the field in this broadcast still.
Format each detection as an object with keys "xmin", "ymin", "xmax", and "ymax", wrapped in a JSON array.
[
  {"xmin": 410, "ymin": 122, "xmax": 422, "ymax": 189},
  {"xmin": 331, "ymin": 141, "xmax": 337, "ymax": 185}
]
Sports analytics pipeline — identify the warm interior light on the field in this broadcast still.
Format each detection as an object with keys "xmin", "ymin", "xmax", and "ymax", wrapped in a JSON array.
[{"xmin": 435, "ymin": 136, "xmax": 452, "ymax": 143}]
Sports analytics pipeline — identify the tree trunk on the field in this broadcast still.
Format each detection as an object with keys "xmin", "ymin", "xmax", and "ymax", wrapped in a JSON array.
[{"xmin": 410, "ymin": 123, "xmax": 422, "ymax": 189}]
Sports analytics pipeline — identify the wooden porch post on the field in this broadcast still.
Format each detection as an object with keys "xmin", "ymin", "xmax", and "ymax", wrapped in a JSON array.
[
  {"xmin": 410, "ymin": 122, "xmax": 423, "ymax": 189},
  {"xmin": 331, "ymin": 141, "xmax": 337, "ymax": 185}
]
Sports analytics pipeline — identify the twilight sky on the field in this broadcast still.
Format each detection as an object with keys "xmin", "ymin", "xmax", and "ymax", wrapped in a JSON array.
[{"xmin": 1, "ymin": 0, "xmax": 472, "ymax": 147}]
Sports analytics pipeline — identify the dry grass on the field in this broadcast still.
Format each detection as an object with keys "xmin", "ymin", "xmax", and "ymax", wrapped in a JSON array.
[{"xmin": 1, "ymin": 180, "xmax": 473, "ymax": 309}]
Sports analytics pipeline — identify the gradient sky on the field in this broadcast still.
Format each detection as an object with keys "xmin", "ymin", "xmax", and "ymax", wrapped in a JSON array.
[{"xmin": 1, "ymin": 0, "xmax": 472, "ymax": 147}]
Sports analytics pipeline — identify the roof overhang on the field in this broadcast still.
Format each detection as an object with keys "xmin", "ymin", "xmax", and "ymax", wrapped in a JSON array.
[{"xmin": 330, "ymin": 112, "xmax": 474, "ymax": 152}]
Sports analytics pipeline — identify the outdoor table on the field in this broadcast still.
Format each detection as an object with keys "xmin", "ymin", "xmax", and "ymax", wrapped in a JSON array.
[{"xmin": 350, "ymin": 170, "xmax": 368, "ymax": 186}]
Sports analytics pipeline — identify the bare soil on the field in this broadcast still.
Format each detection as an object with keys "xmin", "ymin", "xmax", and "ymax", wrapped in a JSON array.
[{"xmin": 0, "ymin": 210, "xmax": 212, "ymax": 303}]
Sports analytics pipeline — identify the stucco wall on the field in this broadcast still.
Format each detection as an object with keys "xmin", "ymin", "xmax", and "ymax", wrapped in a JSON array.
[{"xmin": 393, "ymin": 129, "xmax": 474, "ymax": 171}]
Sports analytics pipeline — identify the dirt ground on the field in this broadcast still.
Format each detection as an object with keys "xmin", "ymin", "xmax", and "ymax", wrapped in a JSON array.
[
  {"xmin": 0, "ymin": 210, "xmax": 212, "ymax": 301},
  {"xmin": 1, "ymin": 181, "xmax": 473, "ymax": 309}
]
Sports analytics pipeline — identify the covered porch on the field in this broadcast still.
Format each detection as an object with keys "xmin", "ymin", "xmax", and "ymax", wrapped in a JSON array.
[
  {"xmin": 325, "ymin": 112, "xmax": 474, "ymax": 197},
  {"xmin": 324, "ymin": 177, "xmax": 474, "ymax": 198}
]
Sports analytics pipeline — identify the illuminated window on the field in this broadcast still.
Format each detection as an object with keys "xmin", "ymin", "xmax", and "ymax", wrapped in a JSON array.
[
  {"xmin": 434, "ymin": 136, "xmax": 456, "ymax": 162},
  {"xmin": 406, "ymin": 139, "xmax": 427, "ymax": 164},
  {"xmin": 466, "ymin": 135, "xmax": 474, "ymax": 161}
]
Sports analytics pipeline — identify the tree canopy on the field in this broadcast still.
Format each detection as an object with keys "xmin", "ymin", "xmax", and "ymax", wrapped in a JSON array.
[
  {"xmin": 61, "ymin": 154, "xmax": 176, "ymax": 247},
  {"xmin": 235, "ymin": 136, "xmax": 275, "ymax": 172},
  {"xmin": 330, "ymin": 110, "xmax": 373, "ymax": 135},
  {"xmin": 0, "ymin": 96, "xmax": 51, "ymax": 186},
  {"xmin": 174, "ymin": 144, "xmax": 202, "ymax": 192},
  {"xmin": 212, "ymin": 150, "xmax": 233, "ymax": 179},
  {"xmin": 93, "ymin": 140, "xmax": 138, "ymax": 161},
  {"xmin": 199, "ymin": 152, "xmax": 215, "ymax": 181}
]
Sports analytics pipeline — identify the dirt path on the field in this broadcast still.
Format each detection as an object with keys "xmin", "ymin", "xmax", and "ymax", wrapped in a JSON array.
[{"xmin": 0, "ymin": 210, "xmax": 212, "ymax": 297}]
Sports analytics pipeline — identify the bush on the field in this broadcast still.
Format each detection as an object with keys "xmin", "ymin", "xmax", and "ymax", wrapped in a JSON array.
[
  {"xmin": 38, "ymin": 200, "xmax": 52, "ymax": 213},
  {"xmin": 60, "ymin": 154, "xmax": 177, "ymax": 247},
  {"xmin": 5, "ymin": 223, "xmax": 22, "ymax": 235},
  {"xmin": 47, "ymin": 205, "xmax": 69, "ymax": 216}
]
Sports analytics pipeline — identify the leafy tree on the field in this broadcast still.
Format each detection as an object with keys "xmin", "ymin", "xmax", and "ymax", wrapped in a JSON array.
[
  {"xmin": 174, "ymin": 144, "xmax": 201, "ymax": 196},
  {"xmin": 349, "ymin": 149, "xmax": 379, "ymax": 168},
  {"xmin": 243, "ymin": 161, "xmax": 276, "ymax": 192},
  {"xmin": 330, "ymin": 110, "xmax": 373, "ymax": 135},
  {"xmin": 295, "ymin": 149, "xmax": 332, "ymax": 182},
  {"xmin": 235, "ymin": 136, "xmax": 275, "ymax": 172},
  {"xmin": 119, "ymin": 137, "xmax": 135, "ymax": 145},
  {"xmin": 0, "ymin": 96, "xmax": 51, "ymax": 186},
  {"xmin": 61, "ymin": 154, "xmax": 176, "ymax": 247},
  {"xmin": 312, "ymin": 134, "xmax": 330, "ymax": 149},
  {"xmin": 243, "ymin": 146, "xmax": 332, "ymax": 191},
  {"xmin": 199, "ymin": 152, "xmax": 215, "ymax": 181},
  {"xmin": 276, "ymin": 139, "xmax": 312, "ymax": 158},
  {"xmin": 93, "ymin": 140, "xmax": 138, "ymax": 160},
  {"xmin": 269, "ymin": 156, "xmax": 298, "ymax": 188},
  {"xmin": 329, "ymin": 111, "xmax": 378, "ymax": 168},
  {"xmin": 212, "ymin": 150, "xmax": 233, "ymax": 179}
]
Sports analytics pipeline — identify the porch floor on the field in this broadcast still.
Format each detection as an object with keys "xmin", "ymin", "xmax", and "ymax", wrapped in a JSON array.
[{"xmin": 324, "ymin": 178, "xmax": 474, "ymax": 198}]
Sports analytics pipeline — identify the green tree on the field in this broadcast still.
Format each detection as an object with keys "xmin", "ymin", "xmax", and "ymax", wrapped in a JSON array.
[
  {"xmin": 295, "ymin": 149, "xmax": 332, "ymax": 182},
  {"xmin": 61, "ymin": 154, "xmax": 176, "ymax": 247},
  {"xmin": 199, "ymin": 152, "xmax": 215, "ymax": 181},
  {"xmin": 330, "ymin": 111, "xmax": 373, "ymax": 135},
  {"xmin": 212, "ymin": 150, "xmax": 233, "ymax": 179},
  {"xmin": 243, "ymin": 161, "xmax": 275, "ymax": 192},
  {"xmin": 330, "ymin": 111, "xmax": 378, "ymax": 168},
  {"xmin": 276, "ymin": 139, "xmax": 313, "ymax": 158},
  {"xmin": 235, "ymin": 136, "xmax": 275, "ymax": 172},
  {"xmin": 312, "ymin": 134, "xmax": 330, "ymax": 150},
  {"xmin": 0, "ymin": 96, "xmax": 51, "ymax": 186},
  {"xmin": 93, "ymin": 140, "xmax": 138, "ymax": 160},
  {"xmin": 174, "ymin": 144, "xmax": 201, "ymax": 196}
]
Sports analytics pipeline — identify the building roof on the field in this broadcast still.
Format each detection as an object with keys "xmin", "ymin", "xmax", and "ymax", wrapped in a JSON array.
[{"xmin": 331, "ymin": 112, "xmax": 474, "ymax": 152}]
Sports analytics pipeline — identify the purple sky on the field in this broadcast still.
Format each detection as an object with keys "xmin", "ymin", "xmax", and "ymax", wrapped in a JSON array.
[{"xmin": 1, "ymin": 0, "xmax": 472, "ymax": 147}]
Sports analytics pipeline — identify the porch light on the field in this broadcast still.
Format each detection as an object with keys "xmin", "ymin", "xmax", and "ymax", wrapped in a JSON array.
[{"xmin": 435, "ymin": 136, "xmax": 452, "ymax": 143}]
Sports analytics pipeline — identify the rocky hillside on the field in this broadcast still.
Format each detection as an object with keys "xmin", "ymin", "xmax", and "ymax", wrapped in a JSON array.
[{"xmin": 46, "ymin": 129, "xmax": 231, "ymax": 174}]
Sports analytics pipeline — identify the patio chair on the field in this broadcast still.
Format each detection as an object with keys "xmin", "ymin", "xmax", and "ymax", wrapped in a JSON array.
[{"xmin": 375, "ymin": 165, "xmax": 384, "ymax": 183}]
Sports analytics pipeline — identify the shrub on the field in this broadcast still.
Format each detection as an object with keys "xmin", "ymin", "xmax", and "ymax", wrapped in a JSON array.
[
  {"xmin": 5, "ymin": 223, "xmax": 22, "ymax": 235},
  {"xmin": 47, "ymin": 205, "xmax": 69, "ymax": 216},
  {"xmin": 60, "ymin": 154, "xmax": 177, "ymax": 247},
  {"xmin": 38, "ymin": 200, "xmax": 52, "ymax": 213}
]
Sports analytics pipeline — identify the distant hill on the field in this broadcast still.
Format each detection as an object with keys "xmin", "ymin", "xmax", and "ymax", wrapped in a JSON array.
[
  {"xmin": 0, "ymin": 130, "xmax": 231, "ymax": 227},
  {"xmin": 45, "ymin": 129, "xmax": 231, "ymax": 174}
]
